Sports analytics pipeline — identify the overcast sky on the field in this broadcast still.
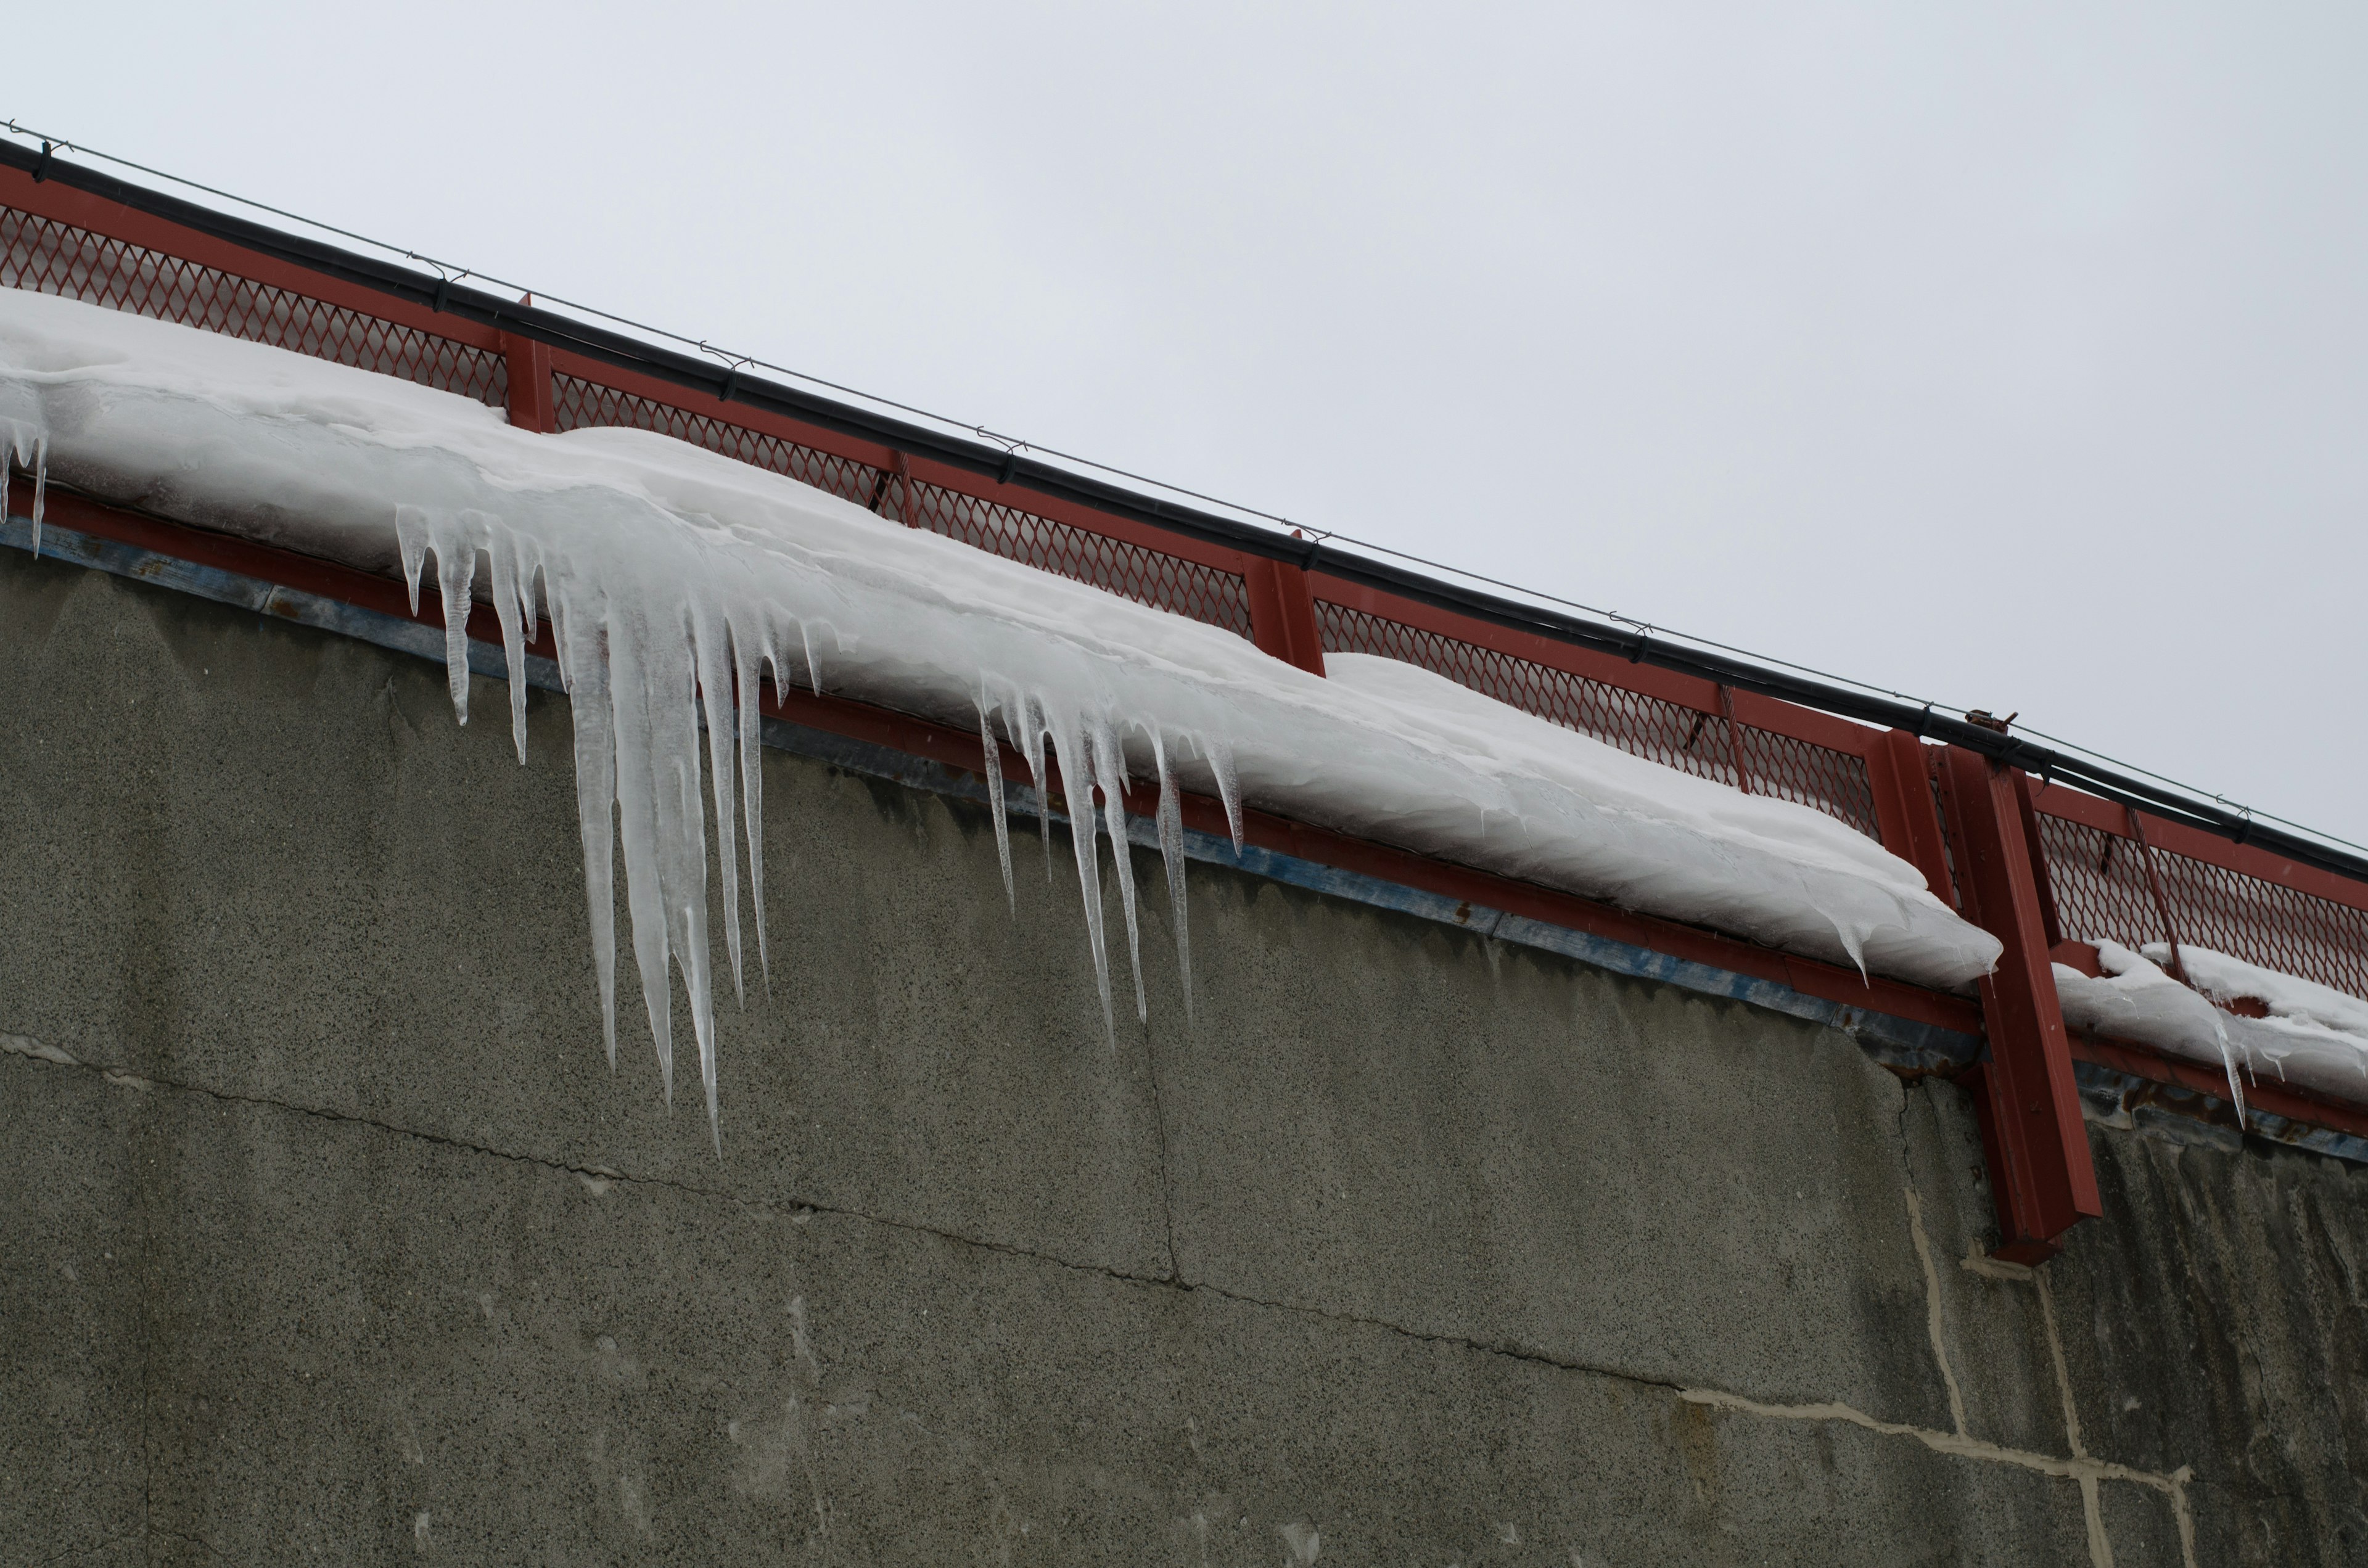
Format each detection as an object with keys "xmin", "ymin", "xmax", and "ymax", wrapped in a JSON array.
[{"xmin": 15, "ymin": 3, "xmax": 2366, "ymax": 842}]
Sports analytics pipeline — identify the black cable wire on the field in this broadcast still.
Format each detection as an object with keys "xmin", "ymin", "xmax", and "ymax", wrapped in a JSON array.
[{"xmin": 4, "ymin": 117, "xmax": 2361, "ymax": 866}]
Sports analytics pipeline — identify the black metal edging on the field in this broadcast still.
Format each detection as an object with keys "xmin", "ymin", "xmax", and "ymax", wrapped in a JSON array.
[{"xmin": 7, "ymin": 139, "xmax": 2363, "ymax": 886}]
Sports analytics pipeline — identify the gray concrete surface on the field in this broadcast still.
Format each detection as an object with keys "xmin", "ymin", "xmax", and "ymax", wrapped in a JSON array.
[{"xmin": 0, "ymin": 548, "xmax": 2357, "ymax": 1563}]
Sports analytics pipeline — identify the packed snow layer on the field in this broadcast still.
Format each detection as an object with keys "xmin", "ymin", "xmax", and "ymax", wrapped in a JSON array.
[
  {"xmin": 0, "ymin": 286, "xmax": 2004, "ymax": 1130},
  {"xmin": 2053, "ymin": 940, "xmax": 2368, "ymax": 1112}
]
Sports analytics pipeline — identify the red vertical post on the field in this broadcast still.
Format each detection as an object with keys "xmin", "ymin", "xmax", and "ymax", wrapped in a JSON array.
[
  {"xmin": 502, "ymin": 332, "xmax": 555, "ymax": 433},
  {"xmin": 1937, "ymin": 745, "xmax": 2102, "ymax": 1262},
  {"xmin": 1866, "ymin": 729, "xmax": 1954, "ymax": 903},
  {"xmin": 1716, "ymin": 685, "xmax": 1754, "ymax": 795},
  {"xmin": 1244, "ymin": 554, "xmax": 1326, "ymax": 677}
]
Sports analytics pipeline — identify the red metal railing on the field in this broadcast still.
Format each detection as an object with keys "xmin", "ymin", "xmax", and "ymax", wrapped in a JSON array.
[
  {"xmin": 7, "ymin": 162, "xmax": 2367, "ymax": 1262},
  {"xmin": 0, "ymin": 205, "xmax": 511, "ymax": 406},
  {"xmin": 2033, "ymin": 785, "xmax": 2368, "ymax": 999}
]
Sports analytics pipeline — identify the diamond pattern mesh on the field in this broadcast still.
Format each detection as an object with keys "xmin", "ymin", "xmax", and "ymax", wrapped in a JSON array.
[
  {"xmin": 0, "ymin": 206, "xmax": 507, "ymax": 406},
  {"xmin": 1316, "ymin": 599, "xmax": 1883, "ymax": 841},
  {"xmin": 2039, "ymin": 812, "xmax": 2368, "ymax": 1003},
  {"xmin": 553, "ymin": 375, "xmax": 1254, "ymax": 637}
]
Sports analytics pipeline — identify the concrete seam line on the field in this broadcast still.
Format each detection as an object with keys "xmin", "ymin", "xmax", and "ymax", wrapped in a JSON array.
[
  {"xmin": 1675, "ymin": 1387, "xmax": 2192, "ymax": 1492},
  {"xmin": 1903, "ymin": 1186, "xmax": 1970, "ymax": 1439},
  {"xmin": 2029, "ymin": 1271, "xmax": 2116, "ymax": 1567}
]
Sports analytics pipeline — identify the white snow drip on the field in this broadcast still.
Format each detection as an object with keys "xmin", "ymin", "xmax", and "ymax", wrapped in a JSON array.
[
  {"xmin": 0, "ymin": 286, "xmax": 2005, "ymax": 1130},
  {"xmin": 2053, "ymin": 940, "xmax": 2368, "ymax": 1111}
]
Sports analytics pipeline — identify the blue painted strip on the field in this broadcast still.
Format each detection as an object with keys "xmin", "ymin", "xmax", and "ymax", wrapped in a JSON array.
[
  {"xmin": 2073, "ymin": 1059, "xmax": 2368, "ymax": 1164},
  {"xmin": 9, "ymin": 513, "xmax": 1980, "ymax": 1070}
]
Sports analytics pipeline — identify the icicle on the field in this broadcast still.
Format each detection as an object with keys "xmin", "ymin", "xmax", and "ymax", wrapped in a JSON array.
[
  {"xmin": 1045, "ymin": 705, "xmax": 1116, "ymax": 1045},
  {"xmin": 735, "ymin": 627, "xmax": 775, "ymax": 988},
  {"xmin": 417, "ymin": 510, "xmax": 484, "ymax": 724},
  {"xmin": 1207, "ymin": 736, "xmax": 1246, "ymax": 852},
  {"xmin": 603, "ymin": 601, "xmax": 680, "ymax": 1101},
  {"xmin": 1092, "ymin": 719, "xmax": 1148, "ymax": 1024},
  {"xmin": 516, "ymin": 544, "xmax": 542, "ymax": 636},
  {"xmin": 2208, "ymin": 1011, "xmax": 2248, "ymax": 1130},
  {"xmin": 693, "ymin": 605, "xmax": 746, "ymax": 1006},
  {"xmin": 551, "ymin": 588, "xmax": 620, "ymax": 1068},
  {"xmin": 800, "ymin": 622, "xmax": 823, "ymax": 695},
  {"xmin": 1016, "ymin": 691, "xmax": 1053, "ymax": 882},
  {"xmin": 977, "ymin": 685, "xmax": 1015, "ymax": 914},
  {"xmin": 0, "ymin": 422, "xmax": 45, "ymax": 558},
  {"xmin": 484, "ymin": 528, "xmax": 532, "ymax": 763},
  {"xmin": 26, "ymin": 432, "xmax": 44, "ymax": 560},
  {"xmin": 1152, "ymin": 730, "xmax": 1193, "ymax": 1026},
  {"xmin": 396, "ymin": 506, "xmax": 429, "ymax": 614}
]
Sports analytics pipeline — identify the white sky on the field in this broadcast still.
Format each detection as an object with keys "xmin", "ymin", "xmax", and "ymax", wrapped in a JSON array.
[{"xmin": 15, "ymin": 2, "xmax": 2366, "ymax": 844}]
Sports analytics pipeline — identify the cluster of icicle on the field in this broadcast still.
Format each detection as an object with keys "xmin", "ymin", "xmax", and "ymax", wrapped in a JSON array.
[
  {"xmin": 1, "ymin": 421, "xmax": 45, "ymax": 556},
  {"xmin": 395, "ymin": 506, "xmax": 1235, "ymax": 1150}
]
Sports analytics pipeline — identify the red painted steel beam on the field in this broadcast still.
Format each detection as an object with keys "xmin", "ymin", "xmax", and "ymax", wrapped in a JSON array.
[
  {"xmin": 1937, "ymin": 746, "xmax": 2102, "ymax": 1261},
  {"xmin": 1866, "ymin": 729, "xmax": 1954, "ymax": 903},
  {"xmin": 1244, "ymin": 554, "xmax": 1326, "ymax": 676}
]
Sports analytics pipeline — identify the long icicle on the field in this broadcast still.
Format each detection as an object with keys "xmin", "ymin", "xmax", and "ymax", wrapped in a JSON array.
[
  {"xmin": 551, "ymin": 585, "xmax": 621, "ymax": 1067},
  {"xmin": 1092, "ymin": 719, "xmax": 1148, "ymax": 1024},
  {"xmin": 735, "ymin": 625, "xmax": 775, "ymax": 989},
  {"xmin": 693, "ymin": 605, "xmax": 746, "ymax": 1004},
  {"xmin": 484, "ymin": 527, "xmax": 532, "ymax": 763},
  {"xmin": 977, "ymin": 685, "xmax": 1015, "ymax": 913},
  {"xmin": 604, "ymin": 597, "xmax": 680, "ymax": 1105},
  {"xmin": 1047, "ymin": 706, "xmax": 1116, "ymax": 1045},
  {"xmin": 27, "ymin": 432, "xmax": 44, "ymax": 560},
  {"xmin": 1152, "ymin": 731, "xmax": 1194, "ymax": 1027}
]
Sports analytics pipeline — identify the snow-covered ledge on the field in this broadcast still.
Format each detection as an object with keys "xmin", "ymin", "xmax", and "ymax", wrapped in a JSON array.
[{"xmin": 0, "ymin": 286, "xmax": 2002, "ymax": 1131}]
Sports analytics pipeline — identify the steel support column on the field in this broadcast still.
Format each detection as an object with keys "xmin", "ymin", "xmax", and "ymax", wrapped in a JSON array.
[{"xmin": 1938, "ymin": 745, "xmax": 2102, "ymax": 1261}]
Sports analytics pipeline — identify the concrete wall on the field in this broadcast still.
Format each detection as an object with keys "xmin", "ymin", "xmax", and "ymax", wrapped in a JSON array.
[{"xmin": 2, "ymin": 548, "xmax": 2363, "ymax": 1565}]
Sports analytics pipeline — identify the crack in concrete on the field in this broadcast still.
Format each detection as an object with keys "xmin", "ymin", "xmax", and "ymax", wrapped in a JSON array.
[
  {"xmin": 0, "ymin": 1034, "xmax": 2210, "ymax": 1564},
  {"xmin": 147, "ymin": 1522, "xmax": 222, "ymax": 1561}
]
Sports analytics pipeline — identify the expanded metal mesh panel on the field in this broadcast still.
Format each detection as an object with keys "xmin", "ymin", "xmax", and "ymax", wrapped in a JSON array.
[
  {"xmin": 554, "ymin": 374, "xmax": 878, "ymax": 502},
  {"xmin": 0, "ymin": 206, "xmax": 507, "ymax": 406},
  {"xmin": 902, "ymin": 480, "xmax": 1254, "ymax": 638},
  {"xmin": 1737, "ymin": 724, "xmax": 1883, "ymax": 840},
  {"xmin": 2038, "ymin": 812, "xmax": 2368, "ymax": 1003},
  {"xmin": 1316, "ymin": 599, "xmax": 1883, "ymax": 841},
  {"xmin": 555, "ymin": 374, "xmax": 1255, "ymax": 638}
]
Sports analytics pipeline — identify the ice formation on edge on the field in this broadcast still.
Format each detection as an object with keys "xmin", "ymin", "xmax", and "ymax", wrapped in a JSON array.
[
  {"xmin": 2053, "ymin": 939, "xmax": 2368, "ymax": 1117},
  {"xmin": 390, "ymin": 503, "xmax": 1220, "ymax": 1146},
  {"xmin": 0, "ymin": 284, "xmax": 2013, "ymax": 1145}
]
